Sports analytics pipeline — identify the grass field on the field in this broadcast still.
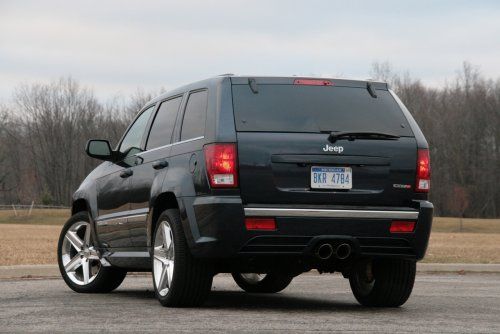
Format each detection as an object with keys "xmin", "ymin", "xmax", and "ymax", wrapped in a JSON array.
[
  {"xmin": 0, "ymin": 209, "xmax": 499, "ymax": 265},
  {"xmin": 0, "ymin": 209, "xmax": 70, "ymax": 225},
  {"xmin": 0, "ymin": 224, "xmax": 59, "ymax": 266}
]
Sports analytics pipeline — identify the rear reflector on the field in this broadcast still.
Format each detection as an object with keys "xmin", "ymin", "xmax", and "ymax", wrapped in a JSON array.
[
  {"xmin": 293, "ymin": 79, "xmax": 333, "ymax": 86},
  {"xmin": 390, "ymin": 220, "xmax": 416, "ymax": 233},
  {"xmin": 245, "ymin": 217, "xmax": 276, "ymax": 231},
  {"xmin": 204, "ymin": 143, "xmax": 238, "ymax": 188},
  {"xmin": 416, "ymin": 149, "xmax": 431, "ymax": 192}
]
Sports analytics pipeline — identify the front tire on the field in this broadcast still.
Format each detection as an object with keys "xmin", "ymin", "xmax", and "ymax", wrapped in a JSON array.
[
  {"xmin": 232, "ymin": 272, "xmax": 293, "ymax": 293},
  {"xmin": 57, "ymin": 211, "xmax": 127, "ymax": 293},
  {"xmin": 152, "ymin": 209, "xmax": 213, "ymax": 307},
  {"xmin": 349, "ymin": 259, "xmax": 416, "ymax": 307}
]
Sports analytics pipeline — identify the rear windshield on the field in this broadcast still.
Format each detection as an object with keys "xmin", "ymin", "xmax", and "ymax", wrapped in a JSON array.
[{"xmin": 232, "ymin": 84, "xmax": 413, "ymax": 136}]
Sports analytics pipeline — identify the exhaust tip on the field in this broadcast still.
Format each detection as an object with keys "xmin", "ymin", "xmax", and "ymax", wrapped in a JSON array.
[
  {"xmin": 335, "ymin": 243, "xmax": 352, "ymax": 260},
  {"xmin": 316, "ymin": 243, "xmax": 334, "ymax": 260}
]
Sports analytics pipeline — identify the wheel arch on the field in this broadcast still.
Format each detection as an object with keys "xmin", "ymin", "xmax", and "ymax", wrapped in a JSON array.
[{"xmin": 72, "ymin": 198, "xmax": 90, "ymax": 215}]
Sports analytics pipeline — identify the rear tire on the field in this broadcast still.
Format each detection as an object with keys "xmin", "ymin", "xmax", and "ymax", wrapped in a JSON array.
[
  {"xmin": 152, "ymin": 209, "xmax": 213, "ymax": 307},
  {"xmin": 349, "ymin": 259, "xmax": 416, "ymax": 307},
  {"xmin": 232, "ymin": 272, "xmax": 293, "ymax": 293},
  {"xmin": 57, "ymin": 211, "xmax": 127, "ymax": 293}
]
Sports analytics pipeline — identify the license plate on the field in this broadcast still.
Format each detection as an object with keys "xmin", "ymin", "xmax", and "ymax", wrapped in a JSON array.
[{"xmin": 311, "ymin": 166, "xmax": 352, "ymax": 189}]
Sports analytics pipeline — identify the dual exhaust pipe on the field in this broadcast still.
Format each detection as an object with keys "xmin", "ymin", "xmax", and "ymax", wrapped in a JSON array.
[{"xmin": 316, "ymin": 242, "xmax": 352, "ymax": 260}]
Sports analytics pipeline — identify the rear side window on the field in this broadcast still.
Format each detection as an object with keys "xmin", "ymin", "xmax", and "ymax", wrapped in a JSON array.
[
  {"xmin": 232, "ymin": 85, "xmax": 413, "ymax": 136},
  {"xmin": 146, "ymin": 96, "xmax": 182, "ymax": 149},
  {"xmin": 180, "ymin": 90, "xmax": 208, "ymax": 141}
]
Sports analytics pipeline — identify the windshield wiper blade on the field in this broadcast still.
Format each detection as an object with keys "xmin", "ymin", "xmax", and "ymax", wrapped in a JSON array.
[{"xmin": 327, "ymin": 131, "xmax": 400, "ymax": 143}]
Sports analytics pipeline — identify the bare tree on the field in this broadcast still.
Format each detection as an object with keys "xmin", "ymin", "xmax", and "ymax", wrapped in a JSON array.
[
  {"xmin": 13, "ymin": 78, "xmax": 105, "ymax": 204},
  {"xmin": 371, "ymin": 61, "xmax": 500, "ymax": 217},
  {"xmin": 0, "ymin": 107, "xmax": 10, "ymax": 192}
]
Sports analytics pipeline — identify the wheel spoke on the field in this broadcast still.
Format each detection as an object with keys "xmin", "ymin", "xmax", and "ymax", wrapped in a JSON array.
[
  {"xmin": 166, "ymin": 260, "xmax": 174, "ymax": 287},
  {"xmin": 153, "ymin": 257, "xmax": 163, "ymax": 286},
  {"xmin": 158, "ymin": 263, "xmax": 169, "ymax": 290},
  {"xmin": 163, "ymin": 224, "xmax": 172, "ymax": 250},
  {"xmin": 65, "ymin": 231, "xmax": 84, "ymax": 252},
  {"xmin": 82, "ymin": 258, "xmax": 90, "ymax": 284},
  {"xmin": 64, "ymin": 254, "xmax": 82, "ymax": 272},
  {"xmin": 84, "ymin": 223, "xmax": 91, "ymax": 246}
]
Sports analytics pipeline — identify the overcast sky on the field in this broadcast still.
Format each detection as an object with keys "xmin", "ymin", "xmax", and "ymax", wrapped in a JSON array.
[{"xmin": 1, "ymin": 0, "xmax": 499, "ymax": 102}]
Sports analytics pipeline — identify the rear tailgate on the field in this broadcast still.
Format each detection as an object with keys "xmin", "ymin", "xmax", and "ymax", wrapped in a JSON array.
[
  {"xmin": 237, "ymin": 132, "xmax": 416, "ymax": 206},
  {"xmin": 231, "ymin": 78, "xmax": 417, "ymax": 206}
]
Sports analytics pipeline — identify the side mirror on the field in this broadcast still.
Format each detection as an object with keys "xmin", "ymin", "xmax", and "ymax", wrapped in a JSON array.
[{"xmin": 86, "ymin": 139, "xmax": 114, "ymax": 161}]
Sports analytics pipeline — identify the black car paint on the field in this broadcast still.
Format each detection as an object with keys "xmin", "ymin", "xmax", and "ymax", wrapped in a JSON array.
[
  {"xmin": 237, "ymin": 133, "xmax": 418, "ymax": 206},
  {"xmin": 72, "ymin": 76, "xmax": 433, "ymax": 272}
]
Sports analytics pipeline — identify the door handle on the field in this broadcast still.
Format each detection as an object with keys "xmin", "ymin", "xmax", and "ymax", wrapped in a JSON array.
[
  {"xmin": 152, "ymin": 160, "xmax": 169, "ymax": 170},
  {"xmin": 119, "ymin": 169, "xmax": 133, "ymax": 178}
]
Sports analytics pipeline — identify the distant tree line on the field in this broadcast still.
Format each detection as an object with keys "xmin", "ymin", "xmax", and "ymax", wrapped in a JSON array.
[
  {"xmin": 0, "ymin": 64, "xmax": 498, "ymax": 217},
  {"xmin": 0, "ymin": 78, "xmax": 156, "ymax": 206},
  {"xmin": 371, "ymin": 62, "xmax": 499, "ymax": 218}
]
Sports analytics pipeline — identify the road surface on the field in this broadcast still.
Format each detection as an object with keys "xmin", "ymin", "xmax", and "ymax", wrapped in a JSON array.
[{"xmin": 1, "ymin": 273, "xmax": 499, "ymax": 333}]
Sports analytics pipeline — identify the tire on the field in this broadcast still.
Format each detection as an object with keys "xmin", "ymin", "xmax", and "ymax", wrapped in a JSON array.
[
  {"xmin": 232, "ymin": 272, "xmax": 293, "ymax": 293},
  {"xmin": 152, "ymin": 209, "xmax": 213, "ymax": 307},
  {"xmin": 57, "ymin": 211, "xmax": 127, "ymax": 293},
  {"xmin": 349, "ymin": 259, "xmax": 416, "ymax": 307}
]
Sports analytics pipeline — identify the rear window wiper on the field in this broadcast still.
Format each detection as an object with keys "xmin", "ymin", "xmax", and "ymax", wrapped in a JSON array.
[{"xmin": 327, "ymin": 131, "xmax": 400, "ymax": 143}]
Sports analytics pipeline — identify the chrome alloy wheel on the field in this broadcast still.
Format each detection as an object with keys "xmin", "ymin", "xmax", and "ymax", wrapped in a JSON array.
[
  {"xmin": 153, "ymin": 221, "xmax": 175, "ymax": 296},
  {"xmin": 61, "ymin": 221, "xmax": 101, "ymax": 285},
  {"xmin": 240, "ymin": 273, "xmax": 267, "ymax": 284}
]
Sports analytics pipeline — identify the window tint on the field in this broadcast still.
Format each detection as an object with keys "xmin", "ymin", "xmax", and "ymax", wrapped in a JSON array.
[
  {"xmin": 232, "ymin": 85, "xmax": 413, "ymax": 136},
  {"xmin": 180, "ymin": 90, "xmax": 208, "ymax": 141},
  {"xmin": 146, "ymin": 97, "xmax": 182, "ymax": 149},
  {"xmin": 119, "ymin": 106, "xmax": 154, "ymax": 155}
]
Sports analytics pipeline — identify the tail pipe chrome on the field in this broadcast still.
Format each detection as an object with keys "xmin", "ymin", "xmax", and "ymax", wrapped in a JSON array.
[
  {"xmin": 335, "ymin": 243, "xmax": 352, "ymax": 260},
  {"xmin": 316, "ymin": 243, "xmax": 334, "ymax": 260}
]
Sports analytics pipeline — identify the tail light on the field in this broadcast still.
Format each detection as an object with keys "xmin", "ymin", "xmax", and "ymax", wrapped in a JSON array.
[
  {"xmin": 416, "ymin": 149, "xmax": 430, "ymax": 192},
  {"xmin": 390, "ymin": 220, "xmax": 416, "ymax": 233},
  {"xmin": 204, "ymin": 143, "xmax": 238, "ymax": 188},
  {"xmin": 245, "ymin": 217, "xmax": 276, "ymax": 231}
]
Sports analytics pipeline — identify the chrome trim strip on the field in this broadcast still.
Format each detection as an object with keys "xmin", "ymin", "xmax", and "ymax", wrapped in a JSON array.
[
  {"xmin": 120, "ymin": 214, "xmax": 147, "ymax": 220},
  {"xmin": 96, "ymin": 209, "xmax": 149, "ymax": 222},
  {"xmin": 95, "ymin": 213, "xmax": 148, "ymax": 226},
  {"xmin": 244, "ymin": 208, "xmax": 419, "ymax": 220},
  {"xmin": 135, "ymin": 136, "xmax": 205, "ymax": 156}
]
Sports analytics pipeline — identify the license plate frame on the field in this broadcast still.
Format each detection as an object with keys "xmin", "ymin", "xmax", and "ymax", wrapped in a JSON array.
[{"xmin": 310, "ymin": 166, "xmax": 353, "ymax": 189}]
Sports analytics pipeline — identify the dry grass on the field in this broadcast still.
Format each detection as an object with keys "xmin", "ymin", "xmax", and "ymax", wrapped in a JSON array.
[
  {"xmin": 0, "ymin": 224, "xmax": 60, "ymax": 265},
  {"xmin": 432, "ymin": 217, "xmax": 500, "ymax": 233},
  {"xmin": 0, "ymin": 209, "xmax": 69, "ymax": 226},
  {"xmin": 423, "ymin": 232, "xmax": 500, "ymax": 264},
  {"xmin": 0, "ymin": 210, "xmax": 499, "ymax": 265}
]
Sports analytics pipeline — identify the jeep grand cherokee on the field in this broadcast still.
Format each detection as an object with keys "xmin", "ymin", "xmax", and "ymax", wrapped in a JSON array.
[{"xmin": 57, "ymin": 76, "xmax": 433, "ymax": 307}]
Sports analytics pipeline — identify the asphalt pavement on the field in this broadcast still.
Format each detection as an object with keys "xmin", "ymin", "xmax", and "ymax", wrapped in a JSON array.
[{"xmin": 1, "ymin": 273, "xmax": 499, "ymax": 333}]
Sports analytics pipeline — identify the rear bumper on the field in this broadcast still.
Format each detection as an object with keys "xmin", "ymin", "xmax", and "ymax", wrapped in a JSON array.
[{"xmin": 185, "ymin": 197, "xmax": 433, "ymax": 262}]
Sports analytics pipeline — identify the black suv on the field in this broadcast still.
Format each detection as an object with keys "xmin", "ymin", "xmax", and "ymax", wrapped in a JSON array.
[{"xmin": 57, "ymin": 76, "xmax": 433, "ymax": 307}]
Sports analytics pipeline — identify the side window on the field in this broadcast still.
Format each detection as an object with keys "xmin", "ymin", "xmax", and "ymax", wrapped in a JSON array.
[
  {"xmin": 119, "ymin": 106, "xmax": 154, "ymax": 156},
  {"xmin": 146, "ymin": 97, "xmax": 182, "ymax": 150},
  {"xmin": 180, "ymin": 90, "xmax": 208, "ymax": 141}
]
